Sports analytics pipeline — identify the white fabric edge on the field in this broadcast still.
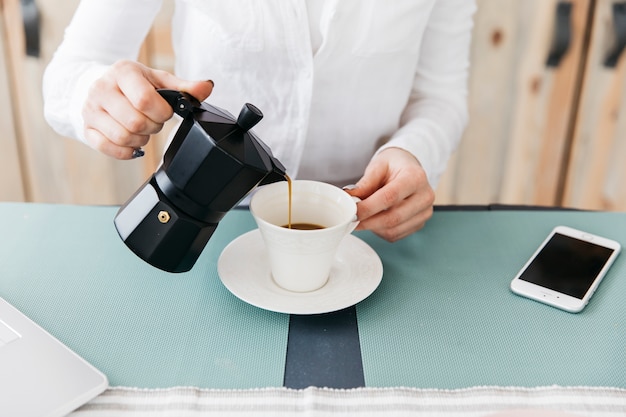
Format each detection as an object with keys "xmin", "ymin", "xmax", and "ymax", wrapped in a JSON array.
[{"xmin": 72, "ymin": 385, "xmax": 626, "ymax": 417}]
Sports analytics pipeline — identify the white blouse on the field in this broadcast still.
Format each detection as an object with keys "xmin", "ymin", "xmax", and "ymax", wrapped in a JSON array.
[{"xmin": 43, "ymin": 0, "xmax": 476, "ymax": 188}]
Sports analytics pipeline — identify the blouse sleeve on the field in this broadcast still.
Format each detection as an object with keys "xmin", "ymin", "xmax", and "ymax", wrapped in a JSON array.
[
  {"xmin": 377, "ymin": 0, "xmax": 476, "ymax": 188},
  {"xmin": 42, "ymin": 0, "xmax": 163, "ymax": 142}
]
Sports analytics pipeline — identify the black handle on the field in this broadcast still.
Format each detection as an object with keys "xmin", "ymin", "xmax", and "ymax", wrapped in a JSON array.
[
  {"xmin": 546, "ymin": 2, "xmax": 572, "ymax": 67},
  {"xmin": 20, "ymin": 0, "xmax": 40, "ymax": 57},
  {"xmin": 156, "ymin": 89, "xmax": 201, "ymax": 118},
  {"xmin": 604, "ymin": 2, "xmax": 626, "ymax": 67}
]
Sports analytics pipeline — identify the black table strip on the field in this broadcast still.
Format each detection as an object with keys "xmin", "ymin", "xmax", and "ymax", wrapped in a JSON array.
[
  {"xmin": 284, "ymin": 306, "xmax": 365, "ymax": 389},
  {"xmin": 434, "ymin": 204, "xmax": 583, "ymax": 211}
]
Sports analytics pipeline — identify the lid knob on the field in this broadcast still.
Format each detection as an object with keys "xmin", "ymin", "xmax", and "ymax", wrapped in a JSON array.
[{"xmin": 236, "ymin": 103, "xmax": 263, "ymax": 132}]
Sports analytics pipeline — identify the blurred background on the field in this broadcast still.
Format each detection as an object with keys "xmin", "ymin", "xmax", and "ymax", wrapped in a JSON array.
[{"xmin": 1, "ymin": 0, "xmax": 624, "ymax": 210}]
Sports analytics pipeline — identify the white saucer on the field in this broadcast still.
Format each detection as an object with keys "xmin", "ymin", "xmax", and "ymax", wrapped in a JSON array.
[{"xmin": 217, "ymin": 230, "xmax": 383, "ymax": 315}]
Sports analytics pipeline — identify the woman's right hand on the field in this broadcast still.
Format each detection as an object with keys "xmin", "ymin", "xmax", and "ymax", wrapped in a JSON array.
[{"xmin": 82, "ymin": 60, "xmax": 214, "ymax": 159}]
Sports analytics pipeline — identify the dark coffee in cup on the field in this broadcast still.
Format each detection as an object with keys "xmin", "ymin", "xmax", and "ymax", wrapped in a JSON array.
[{"xmin": 281, "ymin": 223, "xmax": 325, "ymax": 230}]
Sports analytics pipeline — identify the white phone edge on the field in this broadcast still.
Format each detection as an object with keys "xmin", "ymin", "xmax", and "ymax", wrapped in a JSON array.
[{"xmin": 510, "ymin": 225, "xmax": 622, "ymax": 313}]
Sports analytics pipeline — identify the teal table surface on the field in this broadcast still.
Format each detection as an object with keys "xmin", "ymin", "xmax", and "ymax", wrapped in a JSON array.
[
  {"xmin": 0, "ymin": 203, "xmax": 288, "ymax": 389},
  {"xmin": 1, "ymin": 203, "xmax": 625, "ymax": 389},
  {"xmin": 358, "ymin": 210, "xmax": 626, "ymax": 389}
]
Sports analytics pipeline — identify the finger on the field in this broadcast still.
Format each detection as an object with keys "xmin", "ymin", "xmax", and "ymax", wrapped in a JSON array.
[
  {"xmin": 360, "ymin": 196, "xmax": 433, "ymax": 242},
  {"xmin": 82, "ymin": 103, "xmax": 152, "ymax": 149},
  {"xmin": 345, "ymin": 162, "xmax": 391, "ymax": 222},
  {"xmin": 144, "ymin": 68, "xmax": 215, "ymax": 103},
  {"xmin": 144, "ymin": 67, "xmax": 215, "ymax": 101},
  {"xmin": 103, "ymin": 87, "xmax": 165, "ymax": 136},
  {"xmin": 84, "ymin": 128, "xmax": 144, "ymax": 160},
  {"xmin": 119, "ymin": 71, "xmax": 216, "ymax": 123},
  {"xmin": 348, "ymin": 162, "xmax": 387, "ymax": 201},
  {"xmin": 374, "ymin": 214, "xmax": 430, "ymax": 242},
  {"xmin": 181, "ymin": 79, "xmax": 215, "ymax": 102},
  {"xmin": 356, "ymin": 193, "xmax": 413, "ymax": 232},
  {"xmin": 355, "ymin": 179, "xmax": 414, "ymax": 224},
  {"xmin": 116, "ymin": 71, "xmax": 174, "ymax": 123}
]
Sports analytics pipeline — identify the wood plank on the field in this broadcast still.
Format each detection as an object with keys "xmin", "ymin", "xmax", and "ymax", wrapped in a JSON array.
[
  {"xmin": 563, "ymin": 0, "xmax": 626, "ymax": 211},
  {"xmin": 0, "ymin": 0, "xmax": 25, "ymax": 201},
  {"xmin": 436, "ymin": 0, "xmax": 520, "ymax": 204},
  {"xmin": 500, "ymin": 0, "xmax": 590, "ymax": 205}
]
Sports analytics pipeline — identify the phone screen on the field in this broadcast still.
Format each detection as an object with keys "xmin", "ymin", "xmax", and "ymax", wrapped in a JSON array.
[{"xmin": 518, "ymin": 233, "xmax": 617, "ymax": 299}]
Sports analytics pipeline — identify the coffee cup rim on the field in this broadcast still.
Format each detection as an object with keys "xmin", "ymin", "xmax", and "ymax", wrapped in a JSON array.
[{"xmin": 250, "ymin": 180, "xmax": 357, "ymax": 231}]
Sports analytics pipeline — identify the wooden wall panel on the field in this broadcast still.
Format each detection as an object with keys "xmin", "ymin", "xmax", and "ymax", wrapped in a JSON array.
[
  {"xmin": 0, "ymin": 0, "xmax": 25, "ymax": 201},
  {"xmin": 436, "ymin": 0, "xmax": 591, "ymax": 207},
  {"xmin": 2, "ymin": 0, "xmax": 151, "ymax": 204},
  {"xmin": 563, "ymin": 0, "xmax": 626, "ymax": 210}
]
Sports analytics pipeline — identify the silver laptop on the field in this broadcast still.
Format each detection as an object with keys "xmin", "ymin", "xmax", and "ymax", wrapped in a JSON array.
[{"xmin": 0, "ymin": 296, "xmax": 108, "ymax": 417}]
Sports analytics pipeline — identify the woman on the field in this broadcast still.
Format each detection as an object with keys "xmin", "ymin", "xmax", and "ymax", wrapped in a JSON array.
[{"xmin": 43, "ymin": 0, "xmax": 476, "ymax": 241}]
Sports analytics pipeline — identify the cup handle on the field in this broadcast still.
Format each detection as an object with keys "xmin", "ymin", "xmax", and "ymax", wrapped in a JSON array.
[{"xmin": 348, "ymin": 196, "xmax": 361, "ymax": 233}]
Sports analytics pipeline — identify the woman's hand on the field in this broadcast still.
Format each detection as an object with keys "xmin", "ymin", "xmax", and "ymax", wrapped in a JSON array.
[
  {"xmin": 82, "ymin": 60, "xmax": 214, "ymax": 159},
  {"xmin": 346, "ymin": 147, "xmax": 435, "ymax": 242}
]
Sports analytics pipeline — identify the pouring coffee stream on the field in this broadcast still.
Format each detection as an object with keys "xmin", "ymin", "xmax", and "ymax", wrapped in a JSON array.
[{"xmin": 114, "ymin": 89, "xmax": 288, "ymax": 273}]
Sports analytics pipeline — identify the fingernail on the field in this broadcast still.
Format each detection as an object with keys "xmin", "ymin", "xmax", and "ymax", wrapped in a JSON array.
[
  {"xmin": 342, "ymin": 184, "xmax": 358, "ymax": 191},
  {"xmin": 206, "ymin": 79, "xmax": 215, "ymax": 88},
  {"xmin": 132, "ymin": 148, "xmax": 145, "ymax": 159}
]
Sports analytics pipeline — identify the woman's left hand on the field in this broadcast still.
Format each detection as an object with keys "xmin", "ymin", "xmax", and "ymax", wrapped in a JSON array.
[{"xmin": 345, "ymin": 147, "xmax": 435, "ymax": 242}]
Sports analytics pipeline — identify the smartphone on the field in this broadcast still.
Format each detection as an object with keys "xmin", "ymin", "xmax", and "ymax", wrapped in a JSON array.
[{"xmin": 510, "ymin": 225, "xmax": 621, "ymax": 313}]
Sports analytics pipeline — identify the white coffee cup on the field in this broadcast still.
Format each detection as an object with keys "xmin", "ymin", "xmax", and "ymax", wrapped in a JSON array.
[{"xmin": 249, "ymin": 180, "xmax": 359, "ymax": 292}]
